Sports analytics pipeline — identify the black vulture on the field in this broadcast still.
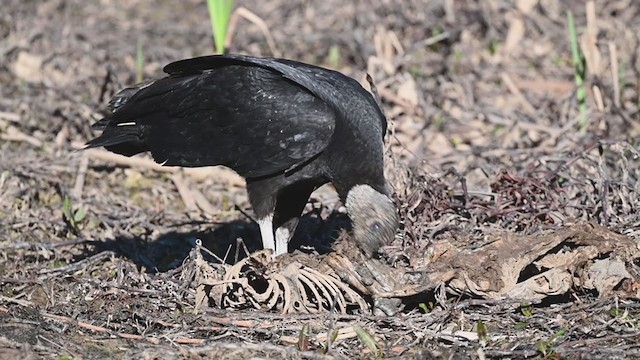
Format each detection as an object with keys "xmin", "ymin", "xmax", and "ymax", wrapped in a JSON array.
[{"xmin": 86, "ymin": 54, "xmax": 399, "ymax": 257}]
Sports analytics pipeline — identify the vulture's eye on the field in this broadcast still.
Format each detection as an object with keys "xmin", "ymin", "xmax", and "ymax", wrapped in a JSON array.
[{"xmin": 370, "ymin": 221, "xmax": 382, "ymax": 233}]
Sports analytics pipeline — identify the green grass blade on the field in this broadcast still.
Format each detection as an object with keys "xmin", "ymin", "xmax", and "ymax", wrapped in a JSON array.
[
  {"xmin": 207, "ymin": 0, "xmax": 234, "ymax": 54},
  {"xmin": 566, "ymin": 10, "xmax": 588, "ymax": 130},
  {"xmin": 567, "ymin": 11, "xmax": 583, "ymax": 76},
  {"xmin": 297, "ymin": 323, "xmax": 310, "ymax": 351},
  {"xmin": 136, "ymin": 37, "xmax": 144, "ymax": 83},
  {"xmin": 354, "ymin": 325, "xmax": 382, "ymax": 358},
  {"xmin": 63, "ymin": 195, "xmax": 74, "ymax": 228}
]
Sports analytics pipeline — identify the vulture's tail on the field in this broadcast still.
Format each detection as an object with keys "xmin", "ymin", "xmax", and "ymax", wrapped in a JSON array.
[
  {"xmin": 84, "ymin": 84, "xmax": 152, "ymax": 156},
  {"xmin": 84, "ymin": 117, "xmax": 149, "ymax": 157}
]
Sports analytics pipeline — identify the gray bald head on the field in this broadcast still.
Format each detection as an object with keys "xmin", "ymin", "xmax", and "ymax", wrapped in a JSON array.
[{"xmin": 345, "ymin": 184, "xmax": 399, "ymax": 257}]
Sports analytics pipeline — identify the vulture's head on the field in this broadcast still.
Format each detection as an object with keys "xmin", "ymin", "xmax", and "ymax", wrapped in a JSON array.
[{"xmin": 345, "ymin": 184, "xmax": 399, "ymax": 257}]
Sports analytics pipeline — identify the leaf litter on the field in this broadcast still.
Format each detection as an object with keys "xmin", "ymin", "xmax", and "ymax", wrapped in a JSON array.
[{"xmin": 1, "ymin": 0, "xmax": 640, "ymax": 358}]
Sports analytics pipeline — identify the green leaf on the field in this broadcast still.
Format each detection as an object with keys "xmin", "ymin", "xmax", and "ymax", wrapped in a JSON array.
[
  {"xmin": 514, "ymin": 321, "xmax": 528, "ymax": 330},
  {"xmin": 320, "ymin": 328, "xmax": 339, "ymax": 354},
  {"xmin": 488, "ymin": 39, "xmax": 499, "ymax": 55},
  {"xmin": 536, "ymin": 341, "xmax": 549, "ymax": 356},
  {"xmin": 328, "ymin": 44, "xmax": 341, "ymax": 69},
  {"xmin": 610, "ymin": 306, "xmax": 620, "ymax": 317},
  {"xmin": 476, "ymin": 320, "xmax": 488, "ymax": 344},
  {"xmin": 521, "ymin": 305, "xmax": 534, "ymax": 318},
  {"xmin": 419, "ymin": 302, "xmax": 430, "ymax": 313},
  {"xmin": 207, "ymin": 0, "xmax": 235, "ymax": 54},
  {"xmin": 330, "ymin": 329, "xmax": 339, "ymax": 343},
  {"xmin": 297, "ymin": 323, "xmax": 310, "ymax": 351},
  {"xmin": 354, "ymin": 325, "xmax": 382, "ymax": 358},
  {"xmin": 553, "ymin": 329, "xmax": 567, "ymax": 339},
  {"xmin": 63, "ymin": 195, "xmax": 73, "ymax": 223},
  {"xmin": 74, "ymin": 207, "xmax": 86, "ymax": 223}
]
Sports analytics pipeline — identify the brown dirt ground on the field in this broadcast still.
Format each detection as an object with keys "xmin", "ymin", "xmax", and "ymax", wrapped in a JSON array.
[{"xmin": 1, "ymin": 0, "xmax": 640, "ymax": 359}]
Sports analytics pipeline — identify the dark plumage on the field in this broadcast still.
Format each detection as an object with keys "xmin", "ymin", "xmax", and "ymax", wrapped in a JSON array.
[{"xmin": 86, "ymin": 54, "xmax": 399, "ymax": 257}]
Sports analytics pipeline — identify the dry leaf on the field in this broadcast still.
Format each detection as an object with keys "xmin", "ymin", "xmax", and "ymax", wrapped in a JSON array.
[
  {"xmin": 11, "ymin": 51, "xmax": 43, "ymax": 83},
  {"xmin": 581, "ymin": 259, "xmax": 631, "ymax": 296}
]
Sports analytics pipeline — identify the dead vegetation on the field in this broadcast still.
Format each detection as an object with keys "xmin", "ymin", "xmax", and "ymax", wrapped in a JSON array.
[{"xmin": 1, "ymin": 0, "xmax": 640, "ymax": 359}]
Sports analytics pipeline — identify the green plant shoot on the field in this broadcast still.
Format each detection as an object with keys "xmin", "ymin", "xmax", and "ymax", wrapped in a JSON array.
[
  {"xmin": 63, "ymin": 195, "xmax": 86, "ymax": 233},
  {"xmin": 136, "ymin": 37, "xmax": 144, "ymax": 83},
  {"xmin": 567, "ymin": 10, "xmax": 588, "ymax": 130},
  {"xmin": 207, "ymin": 0, "xmax": 234, "ymax": 54},
  {"xmin": 354, "ymin": 325, "xmax": 383, "ymax": 358}
]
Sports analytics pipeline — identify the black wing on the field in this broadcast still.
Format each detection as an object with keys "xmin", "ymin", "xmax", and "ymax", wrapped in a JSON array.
[
  {"xmin": 86, "ymin": 57, "xmax": 336, "ymax": 179},
  {"xmin": 165, "ymin": 55, "xmax": 388, "ymax": 140}
]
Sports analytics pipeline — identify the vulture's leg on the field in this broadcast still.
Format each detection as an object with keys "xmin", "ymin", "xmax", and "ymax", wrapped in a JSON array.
[
  {"xmin": 256, "ymin": 213, "xmax": 275, "ymax": 252},
  {"xmin": 274, "ymin": 218, "xmax": 299, "ymax": 256},
  {"xmin": 246, "ymin": 181, "xmax": 278, "ymax": 254},
  {"xmin": 273, "ymin": 181, "xmax": 318, "ymax": 256}
]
